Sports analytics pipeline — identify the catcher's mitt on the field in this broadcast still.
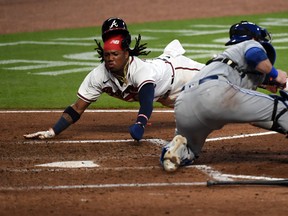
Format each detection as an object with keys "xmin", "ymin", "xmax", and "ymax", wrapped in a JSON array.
[{"xmin": 258, "ymin": 76, "xmax": 287, "ymax": 93}]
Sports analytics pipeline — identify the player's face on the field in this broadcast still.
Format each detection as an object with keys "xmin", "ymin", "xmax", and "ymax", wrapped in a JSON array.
[{"xmin": 104, "ymin": 50, "xmax": 129, "ymax": 75}]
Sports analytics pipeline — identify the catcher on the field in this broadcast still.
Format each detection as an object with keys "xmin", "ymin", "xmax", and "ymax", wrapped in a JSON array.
[
  {"xmin": 24, "ymin": 17, "xmax": 204, "ymax": 141},
  {"xmin": 161, "ymin": 21, "xmax": 288, "ymax": 172}
]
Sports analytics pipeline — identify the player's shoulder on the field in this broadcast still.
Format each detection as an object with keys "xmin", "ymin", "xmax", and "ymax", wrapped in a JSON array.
[
  {"xmin": 239, "ymin": 40, "xmax": 262, "ymax": 48},
  {"xmin": 128, "ymin": 56, "xmax": 155, "ymax": 81},
  {"xmin": 92, "ymin": 62, "xmax": 106, "ymax": 71},
  {"xmin": 128, "ymin": 56, "xmax": 150, "ymax": 71},
  {"xmin": 88, "ymin": 62, "xmax": 107, "ymax": 74},
  {"xmin": 229, "ymin": 40, "xmax": 263, "ymax": 53},
  {"xmin": 86, "ymin": 62, "xmax": 109, "ymax": 80},
  {"xmin": 129, "ymin": 56, "xmax": 146, "ymax": 64},
  {"xmin": 245, "ymin": 40, "xmax": 262, "ymax": 45}
]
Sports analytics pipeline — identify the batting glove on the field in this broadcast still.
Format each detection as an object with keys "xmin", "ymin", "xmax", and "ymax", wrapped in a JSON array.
[
  {"xmin": 129, "ymin": 122, "xmax": 145, "ymax": 141},
  {"xmin": 23, "ymin": 128, "xmax": 55, "ymax": 139}
]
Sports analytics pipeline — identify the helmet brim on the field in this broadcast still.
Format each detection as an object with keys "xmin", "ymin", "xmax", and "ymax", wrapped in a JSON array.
[{"xmin": 225, "ymin": 35, "xmax": 253, "ymax": 46}]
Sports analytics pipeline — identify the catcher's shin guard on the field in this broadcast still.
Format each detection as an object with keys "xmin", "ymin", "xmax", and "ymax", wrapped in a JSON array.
[
  {"xmin": 269, "ymin": 90, "xmax": 288, "ymax": 135},
  {"xmin": 160, "ymin": 135, "xmax": 195, "ymax": 172}
]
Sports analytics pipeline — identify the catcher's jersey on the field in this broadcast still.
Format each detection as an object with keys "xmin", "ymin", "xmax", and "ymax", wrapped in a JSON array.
[
  {"xmin": 77, "ymin": 40, "xmax": 204, "ymax": 107},
  {"xmin": 174, "ymin": 39, "xmax": 286, "ymax": 156},
  {"xmin": 192, "ymin": 40, "xmax": 266, "ymax": 89}
]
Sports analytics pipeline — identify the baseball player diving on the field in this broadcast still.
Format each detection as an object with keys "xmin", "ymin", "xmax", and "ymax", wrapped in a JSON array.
[
  {"xmin": 23, "ymin": 17, "xmax": 204, "ymax": 141},
  {"xmin": 161, "ymin": 21, "xmax": 288, "ymax": 172}
]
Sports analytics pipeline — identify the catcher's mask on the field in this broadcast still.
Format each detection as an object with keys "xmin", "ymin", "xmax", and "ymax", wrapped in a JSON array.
[
  {"xmin": 101, "ymin": 17, "xmax": 131, "ymax": 49},
  {"xmin": 225, "ymin": 21, "xmax": 272, "ymax": 46}
]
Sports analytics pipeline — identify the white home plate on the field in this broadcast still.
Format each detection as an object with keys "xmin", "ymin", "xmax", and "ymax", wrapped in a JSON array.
[{"xmin": 35, "ymin": 160, "xmax": 99, "ymax": 168}]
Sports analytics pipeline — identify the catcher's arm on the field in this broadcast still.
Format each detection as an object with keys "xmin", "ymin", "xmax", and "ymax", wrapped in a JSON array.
[{"xmin": 254, "ymin": 57, "xmax": 287, "ymax": 93}]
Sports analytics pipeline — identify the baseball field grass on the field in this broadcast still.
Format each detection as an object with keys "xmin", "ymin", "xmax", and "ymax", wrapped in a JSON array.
[{"xmin": 0, "ymin": 12, "xmax": 287, "ymax": 109}]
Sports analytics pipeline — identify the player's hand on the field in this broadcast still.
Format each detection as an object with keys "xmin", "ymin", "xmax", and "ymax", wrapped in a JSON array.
[
  {"xmin": 23, "ymin": 128, "xmax": 55, "ymax": 139},
  {"xmin": 129, "ymin": 122, "xmax": 145, "ymax": 141},
  {"xmin": 275, "ymin": 69, "xmax": 287, "ymax": 86},
  {"xmin": 283, "ymin": 79, "xmax": 288, "ymax": 92}
]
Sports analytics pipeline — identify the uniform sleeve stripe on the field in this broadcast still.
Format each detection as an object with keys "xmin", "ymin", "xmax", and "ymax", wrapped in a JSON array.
[
  {"xmin": 166, "ymin": 61, "xmax": 175, "ymax": 84},
  {"xmin": 130, "ymin": 56, "xmax": 134, "ymax": 64},
  {"xmin": 175, "ymin": 67, "xmax": 201, "ymax": 71},
  {"xmin": 138, "ymin": 114, "xmax": 148, "ymax": 121},
  {"xmin": 138, "ymin": 80, "xmax": 155, "ymax": 90},
  {"xmin": 77, "ymin": 93, "xmax": 95, "ymax": 103}
]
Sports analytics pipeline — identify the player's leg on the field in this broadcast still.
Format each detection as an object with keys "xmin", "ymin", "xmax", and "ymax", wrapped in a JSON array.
[
  {"xmin": 251, "ymin": 91, "xmax": 288, "ymax": 134},
  {"xmin": 160, "ymin": 88, "xmax": 213, "ymax": 172},
  {"xmin": 214, "ymin": 84, "xmax": 288, "ymax": 134},
  {"xmin": 160, "ymin": 79, "xmax": 288, "ymax": 172},
  {"xmin": 160, "ymin": 135, "xmax": 195, "ymax": 172}
]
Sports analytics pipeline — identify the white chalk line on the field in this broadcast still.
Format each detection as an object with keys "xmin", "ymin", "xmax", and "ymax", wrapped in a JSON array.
[
  {"xmin": 194, "ymin": 165, "xmax": 233, "ymax": 181},
  {"xmin": 21, "ymin": 138, "xmax": 168, "ymax": 145},
  {"xmin": 1, "ymin": 110, "xmax": 283, "ymax": 191},
  {"xmin": 13, "ymin": 128, "xmax": 280, "ymax": 191},
  {"xmin": 0, "ymin": 182, "xmax": 207, "ymax": 191},
  {"xmin": 192, "ymin": 165, "xmax": 286, "ymax": 181},
  {"xmin": 206, "ymin": 131, "xmax": 277, "ymax": 141},
  {"xmin": 1, "ymin": 165, "xmax": 285, "ymax": 191},
  {"xmin": 21, "ymin": 131, "xmax": 277, "ymax": 145},
  {"xmin": 221, "ymin": 174, "xmax": 286, "ymax": 181},
  {"xmin": 2, "ymin": 166, "xmax": 161, "ymax": 173},
  {"xmin": 3, "ymin": 165, "xmax": 284, "ymax": 181},
  {"xmin": 0, "ymin": 109, "xmax": 173, "ymax": 113}
]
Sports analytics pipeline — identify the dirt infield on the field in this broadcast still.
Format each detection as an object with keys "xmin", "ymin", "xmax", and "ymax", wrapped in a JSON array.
[
  {"xmin": 1, "ymin": 1, "xmax": 288, "ymax": 216},
  {"xmin": 1, "ymin": 111, "xmax": 288, "ymax": 215}
]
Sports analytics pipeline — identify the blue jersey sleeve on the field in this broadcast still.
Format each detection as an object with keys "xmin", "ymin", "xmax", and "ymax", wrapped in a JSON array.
[{"xmin": 245, "ymin": 47, "xmax": 268, "ymax": 68}]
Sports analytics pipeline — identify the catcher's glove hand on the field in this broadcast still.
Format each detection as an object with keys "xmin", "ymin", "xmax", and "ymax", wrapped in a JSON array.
[
  {"xmin": 23, "ymin": 128, "xmax": 55, "ymax": 139},
  {"xmin": 259, "ymin": 77, "xmax": 287, "ymax": 93}
]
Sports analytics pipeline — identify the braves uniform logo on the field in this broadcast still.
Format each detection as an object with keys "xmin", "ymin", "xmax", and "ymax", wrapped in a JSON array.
[
  {"xmin": 102, "ymin": 85, "xmax": 138, "ymax": 101},
  {"xmin": 109, "ymin": 20, "xmax": 118, "ymax": 29}
]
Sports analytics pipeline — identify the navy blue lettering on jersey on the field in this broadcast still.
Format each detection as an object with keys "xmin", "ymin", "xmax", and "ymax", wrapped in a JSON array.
[{"xmin": 102, "ymin": 85, "xmax": 139, "ymax": 101}]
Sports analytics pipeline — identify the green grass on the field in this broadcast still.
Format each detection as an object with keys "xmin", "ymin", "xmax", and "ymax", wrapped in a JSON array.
[{"xmin": 0, "ymin": 12, "xmax": 287, "ymax": 109}]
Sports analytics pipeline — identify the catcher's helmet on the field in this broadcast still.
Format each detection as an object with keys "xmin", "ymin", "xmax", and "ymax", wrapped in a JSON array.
[
  {"xmin": 225, "ymin": 21, "xmax": 271, "ymax": 46},
  {"xmin": 101, "ymin": 17, "xmax": 130, "ymax": 42}
]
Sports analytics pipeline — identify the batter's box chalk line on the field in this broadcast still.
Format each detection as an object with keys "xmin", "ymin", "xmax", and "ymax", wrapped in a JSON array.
[{"xmin": 21, "ymin": 131, "xmax": 277, "ymax": 145}]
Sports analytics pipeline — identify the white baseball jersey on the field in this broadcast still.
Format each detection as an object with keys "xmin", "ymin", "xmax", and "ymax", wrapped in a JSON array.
[{"xmin": 77, "ymin": 40, "xmax": 205, "ymax": 107}]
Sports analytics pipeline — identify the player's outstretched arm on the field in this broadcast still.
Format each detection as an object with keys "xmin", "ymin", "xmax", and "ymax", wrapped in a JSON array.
[
  {"xmin": 129, "ymin": 83, "xmax": 154, "ymax": 141},
  {"xmin": 23, "ymin": 99, "xmax": 90, "ymax": 139}
]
